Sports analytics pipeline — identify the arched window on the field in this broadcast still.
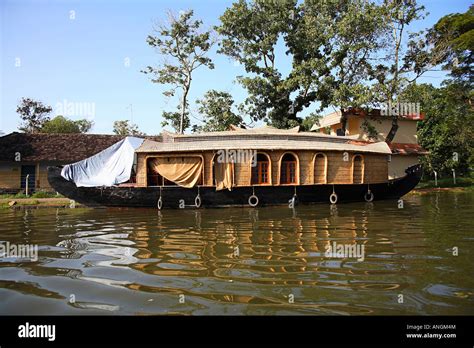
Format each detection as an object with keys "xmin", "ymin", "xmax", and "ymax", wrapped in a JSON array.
[
  {"xmin": 251, "ymin": 153, "xmax": 271, "ymax": 185},
  {"xmin": 280, "ymin": 153, "xmax": 298, "ymax": 185},
  {"xmin": 352, "ymin": 154, "xmax": 364, "ymax": 184},
  {"xmin": 314, "ymin": 153, "xmax": 327, "ymax": 184}
]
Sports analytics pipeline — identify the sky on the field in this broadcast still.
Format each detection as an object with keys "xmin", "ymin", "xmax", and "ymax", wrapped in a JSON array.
[{"xmin": 0, "ymin": 0, "xmax": 472, "ymax": 135}]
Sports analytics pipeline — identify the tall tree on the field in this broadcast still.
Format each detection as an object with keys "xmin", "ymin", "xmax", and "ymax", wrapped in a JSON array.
[
  {"xmin": 217, "ymin": 0, "xmax": 383, "ymax": 129},
  {"xmin": 217, "ymin": 0, "xmax": 299, "ymax": 128},
  {"xmin": 41, "ymin": 115, "xmax": 93, "ymax": 133},
  {"xmin": 195, "ymin": 90, "xmax": 243, "ymax": 132},
  {"xmin": 402, "ymin": 82, "xmax": 473, "ymax": 176},
  {"xmin": 113, "ymin": 120, "xmax": 146, "ymax": 136},
  {"xmin": 17, "ymin": 98, "xmax": 52, "ymax": 133},
  {"xmin": 428, "ymin": 5, "xmax": 474, "ymax": 83},
  {"xmin": 370, "ymin": 0, "xmax": 436, "ymax": 143},
  {"xmin": 290, "ymin": 0, "xmax": 384, "ymax": 133},
  {"xmin": 161, "ymin": 106, "xmax": 190, "ymax": 134},
  {"xmin": 400, "ymin": 7, "xmax": 473, "ymax": 177},
  {"xmin": 143, "ymin": 10, "xmax": 215, "ymax": 134}
]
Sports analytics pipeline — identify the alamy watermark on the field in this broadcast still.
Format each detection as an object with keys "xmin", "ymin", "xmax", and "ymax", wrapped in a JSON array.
[
  {"xmin": 380, "ymin": 102, "xmax": 420, "ymax": 117},
  {"xmin": 324, "ymin": 241, "xmax": 365, "ymax": 262},
  {"xmin": 55, "ymin": 99, "xmax": 96, "ymax": 120},
  {"xmin": 216, "ymin": 149, "xmax": 257, "ymax": 167},
  {"xmin": 18, "ymin": 322, "xmax": 55, "ymax": 341},
  {"xmin": 0, "ymin": 242, "xmax": 38, "ymax": 262}
]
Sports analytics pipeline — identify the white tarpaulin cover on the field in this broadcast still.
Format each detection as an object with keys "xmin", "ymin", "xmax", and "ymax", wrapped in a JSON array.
[{"xmin": 61, "ymin": 136, "xmax": 144, "ymax": 187}]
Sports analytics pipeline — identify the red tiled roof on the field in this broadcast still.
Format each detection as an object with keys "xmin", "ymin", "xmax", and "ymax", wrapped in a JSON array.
[
  {"xmin": 389, "ymin": 143, "xmax": 429, "ymax": 155},
  {"xmin": 314, "ymin": 108, "xmax": 425, "ymax": 130},
  {"xmin": 0, "ymin": 132, "xmax": 161, "ymax": 163},
  {"xmin": 343, "ymin": 108, "xmax": 425, "ymax": 121},
  {"xmin": 348, "ymin": 139, "xmax": 375, "ymax": 146}
]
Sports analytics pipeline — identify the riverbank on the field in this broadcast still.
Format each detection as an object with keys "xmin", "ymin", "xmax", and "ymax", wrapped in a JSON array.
[
  {"xmin": 415, "ymin": 176, "xmax": 473, "ymax": 189},
  {"xmin": 408, "ymin": 177, "xmax": 473, "ymax": 195},
  {"xmin": 409, "ymin": 186, "xmax": 473, "ymax": 195},
  {"xmin": 0, "ymin": 197, "xmax": 83, "ymax": 209}
]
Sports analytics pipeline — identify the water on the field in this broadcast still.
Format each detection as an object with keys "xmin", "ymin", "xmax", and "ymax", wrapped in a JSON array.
[{"xmin": 0, "ymin": 191, "xmax": 473, "ymax": 315}]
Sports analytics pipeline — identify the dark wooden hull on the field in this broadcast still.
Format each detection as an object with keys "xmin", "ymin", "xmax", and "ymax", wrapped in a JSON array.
[{"xmin": 47, "ymin": 165, "xmax": 422, "ymax": 208}]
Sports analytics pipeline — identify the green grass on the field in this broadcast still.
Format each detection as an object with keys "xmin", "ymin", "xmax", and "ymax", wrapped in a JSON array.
[
  {"xmin": 0, "ymin": 191, "xmax": 63, "ymax": 199},
  {"xmin": 31, "ymin": 191, "xmax": 63, "ymax": 198},
  {"xmin": 417, "ymin": 176, "xmax": 473, "ymax": 189}
]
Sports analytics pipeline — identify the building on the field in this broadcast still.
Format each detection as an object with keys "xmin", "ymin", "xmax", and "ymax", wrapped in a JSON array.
[
  {"xmin": 311, "ymin": 109, "xmax": 428, "ymax": 179},
  {"xmin": 0, "ymin": 132, "xmax": 127, "ymax": 193}
]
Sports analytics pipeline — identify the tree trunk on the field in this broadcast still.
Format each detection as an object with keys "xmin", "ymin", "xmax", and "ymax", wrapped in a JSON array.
[
  {"xmin": 179, "ymin": 92, "xmax": 186, "ymax": 134},
  {"xmin": 179, "ymin": 78, "xmax": 191, "ymax": 134},
  {"xmin": 385, "ymin": 23, "xmax": 402, "ymax": 144},
  {"xmin": 385, "ymin": 115, "xmax": 399, "ymax": 144},
  {"xmin": 339, "ymin": 108, "xmax": 348, "ymax": 136}
]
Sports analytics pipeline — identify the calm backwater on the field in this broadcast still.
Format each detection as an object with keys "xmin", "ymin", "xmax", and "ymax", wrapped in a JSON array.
[{"xmin": 0, "ymin": 191, "xmax": 473, "ymax": 315}]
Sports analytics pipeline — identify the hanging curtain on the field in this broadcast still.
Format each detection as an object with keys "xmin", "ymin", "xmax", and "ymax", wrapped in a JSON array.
[
  {"xmin": 149, "ymin": 157, "xmax": 202, "ymax": 188},
  {"xmin": 215, "ymin": 162, "xmax": 234, "ymax": 191}
]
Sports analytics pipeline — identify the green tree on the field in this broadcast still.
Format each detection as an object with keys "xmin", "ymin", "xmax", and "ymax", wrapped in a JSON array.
[
  {"xmin": 217, "ymin": 0, "xmax": 384, "ymax": 129},
  {"xmin": 300, "ymin": 113, "xmax": 321, "ymax": 132},
  {"xmin": 17, "ymin": 98, "xmax": 52, "ymax": 133},
  {"xmin": 113, "ymin": 120, "xmax": 146, "ymax": 136},
  {"xmin": 195, "ymin": 90, "xmax": 243, "ymax": 132},
  {"xmin": 217, "ymin": 0, "xmax": 299, "ymax": 128},
  {"xmin": 401, "ymin": 82, "xmax": 473, "ymax": 176},
  {"xmin": 291, "ymin": 0, "xmax": 384, "ymax": 133},
  {"xmin": 143, "ymin": 10, "xmax": 215, "ymax": 134},
  {"xmin": 428, "ymin": 5, "xmax": 474, "ymax": 83},
  {"xmin": 161, "ymin": 107, "xmax": 190, "ymax": 134},
  {"xmin": 75, "ymin": 119, "xmax": 94, "ymax": 133},
  {"xmin": 370, "ymin": 0, "xmax": 440, "ymax": 143},
  {"xmin": 41, "ymin": 115, "xmax": 93, "ymax": 133}
]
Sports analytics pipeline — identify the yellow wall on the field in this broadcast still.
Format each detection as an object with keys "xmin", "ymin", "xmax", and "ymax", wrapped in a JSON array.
[
  {"xmin": 347, "ymin": 117, "xmax": 361, "ymax": 135},
  {"xmin": 349, "ymin": 117, "xmax": 418, "ymax": 144},
  {"xmin": 330, "ymin": 124, "xmax": 341, "ymax": 136}
]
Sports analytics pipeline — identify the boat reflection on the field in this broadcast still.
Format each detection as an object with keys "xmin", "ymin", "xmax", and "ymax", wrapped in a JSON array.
[{"xmin": 5, "ymin": 192, "xmax": 470, "ymax": 315}]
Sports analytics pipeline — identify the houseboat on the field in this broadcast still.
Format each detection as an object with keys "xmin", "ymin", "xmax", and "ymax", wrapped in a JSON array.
[{"xmin": 47, "ymin": 126, "xmax": 422, "ymax": 208}]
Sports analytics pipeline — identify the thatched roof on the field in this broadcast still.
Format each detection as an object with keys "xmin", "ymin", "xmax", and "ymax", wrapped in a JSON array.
[{"xmin": 138, "ymin": 127, "xmax": 392, "ymax": 154}]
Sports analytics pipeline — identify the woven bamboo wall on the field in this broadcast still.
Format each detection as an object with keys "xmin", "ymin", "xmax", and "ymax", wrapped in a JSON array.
[
  {"xmin": 364, "ymin": 154, "xmax": 389, "ymax": 183},
  {"xmin": 299, "ymin": 151, "xmax": 313, "ymax": 184},
  {"xmin": 137, "ymin": 150, "xmax": 389, "ymax": 187},
  {"xmin": 326, "ymin": 152, "xmax": 352, "ymax": 183},
  {"xmin": 314, "ymin": 154, "xmax": 327, "ymax": 184}
]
